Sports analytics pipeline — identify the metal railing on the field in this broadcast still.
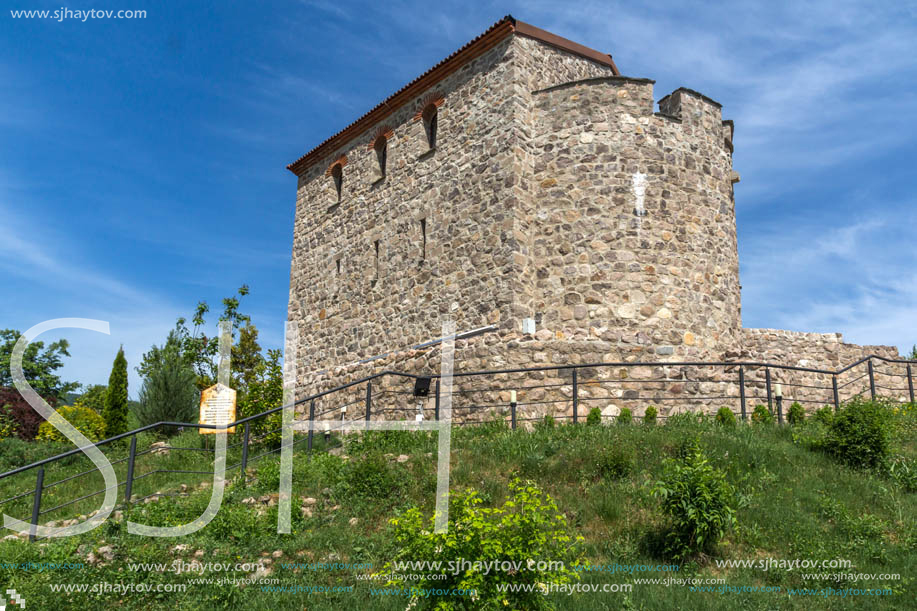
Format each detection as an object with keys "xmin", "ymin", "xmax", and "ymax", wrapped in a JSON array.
[{"xmin": 0, "ymin": 354, "xmax": 913, "ymax": 541}]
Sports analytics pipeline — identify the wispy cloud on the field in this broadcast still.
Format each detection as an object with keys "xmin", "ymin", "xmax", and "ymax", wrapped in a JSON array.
[{"xmin": 740, "ymin": 205, "xmax": 917, "ymax": 353}]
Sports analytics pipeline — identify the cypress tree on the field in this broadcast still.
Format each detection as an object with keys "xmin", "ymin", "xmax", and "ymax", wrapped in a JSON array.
[{"xmin": 103, "ymin": 346, "xmax": 128, "ymax": 437}]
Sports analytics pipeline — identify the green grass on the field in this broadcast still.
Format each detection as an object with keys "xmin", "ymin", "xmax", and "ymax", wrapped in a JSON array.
[{"xmin": 0, "ymin": 406, "xmax": 914, "ymax": 610}]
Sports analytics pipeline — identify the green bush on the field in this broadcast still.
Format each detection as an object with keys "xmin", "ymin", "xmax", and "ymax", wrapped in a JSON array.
[
  {"xmin": 715, "ymin": 407, "xmax": 736, "ymax": 427},
  {"xmin": 617, "ymin": 408, "xmax": 632, "ymax": 426},
  {"xmin": 35, "ymin": 405, "xmax": 107, "ymax": 443},
  {"xmin": 540, "ymin": 413, "xmax": 556, "ymax": 429},
  {"xmin": 381, "ymin": 478, "xmax": 583, "ymax": 610},
  {"xmin": 643, "ymin": 405, "xmax": 658, "ymax": 425},
  {"xmin": 586, "ymin": 407, "xmax": 602, "ymax": 426},
  {"xmin": 594, "ymin": 446, "xmax": 633, "ymax": 481},
  {"xmin": 814, "ymin": 405, "xmax": 835, "ymax": 426},
  {"xmin": 652, "ymin": 439, "xmax": 737, "ymax": 560},
  {"xmin": 752, "ymin": 404, "xmax": 773, "ymax": 425},
  {"xmin": 237, "ymin": 349, "xmax": 285, "ymax": 448},
  {"xmin": 787, "ymin": 401, "xmax": 805, "ymax": 426},
  {"xmin": 0, "ymin": 405, "xmax": 19, "ymax": 440},
  {"xmin": 823, "ymin": 398, "xmax": 894, "ymax": 469}
]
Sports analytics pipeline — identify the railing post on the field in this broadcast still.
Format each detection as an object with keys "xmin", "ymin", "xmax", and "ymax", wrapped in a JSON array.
[
  {"xmin": 29, "ymin": 467, "xmax": 44, "ymax": 542},
  {"xmin": 867, "ymin": 359, "xmax": 876, "ymax": 400},
  {"xmin": 365, "ymin": 381, "xmax": 373, "ymax": 422},
  {"xmin": 511, "ymin": 399, "xmax": 517, "ymax": 430},
  {"xmin": 572, "ymin": 369, "xmax": 579, "ymax": 424},
  {"xmin": 738, "ymin": 366, "xmax": 747, "ymax": 421},
  {"xmin": 240, "ymin": 422, "xmax": 250, "ymax": 481},
  {"xmin": 907, "ymin": 363, "xmax": 914, "ymax": 405},
  {"xmin": 434, "ymin": 380, "xmax": 440, "ymax": 421},
  {"xmin": 776, "ymin": 395, "xmax": 783, "ymax": 426},
  {"xmin": 765, "ymin": 368, "xmax": 773, "ymax": 415},
  {"xmin": 124, "ymin": 435, "xmax": 137, "ymax": 503},
  {"xmin": 307, "ymin": 400, "xmax": 315, "ymax": 454},
  {"xmin": 832, "ymin": 375, "xmax": 840, "ymax": 413}
]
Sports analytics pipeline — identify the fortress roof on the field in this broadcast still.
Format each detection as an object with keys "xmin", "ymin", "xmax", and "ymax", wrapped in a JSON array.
[{"xmin": 286, "ymin": 15, "xmax": 620, "ymax": 176}]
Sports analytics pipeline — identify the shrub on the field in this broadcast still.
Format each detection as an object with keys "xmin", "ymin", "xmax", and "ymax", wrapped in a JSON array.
[
  {"xmin": 823, "ymin": 398, "xmax": 894, "ymax": 469},
  {"xmin": 751, "ymin": 404, "xmax": 773, "ymax": 425},
  {"xmin": 540, "ymin": 413, "xmax": 556, "ymax": 429},
  {"xmin": 617, "ymin": 408, "xmax": 632, "ymax": 426},
  {"xmin": 0, "ymin": 388, "xmax": 55, "ymax": 440},
  {"xmin": 586, "ymin": 407, "xmax": 602, "ymax": 426},
  {"xmin": 643, "ymin": 405, "xmax": 658, "ymax": 425},
  {"xmin": 715, "ymin": 407, "xmax": 736, "ymax": 427},
  {"xmin": 652, "ymin": 439, "xmax": 737, "ymax": 560},
  {"xmin": 594, "ymin": 446, "xmax": 633, "ymax": 481},
  {"xmin": 0, "ymin": 405, "xmax": 19, "ymax": 440},
  {"xmin": 237, "ymin": 350, "xmax": 284, "ymax": 448},
  {"xmin": 36, "ymin": 405, "xmax": 107, "ymax": 443},
  {"xmin": 813, "ymin": 405, "xmax": 835, "ymax": 426},
  {"xmin": 381, "ymin": 478, "xmax": 583, "ymax": 610},
  {"xmin": 787, "ymin": 401, "xmax": 805, "ymax": 426}
]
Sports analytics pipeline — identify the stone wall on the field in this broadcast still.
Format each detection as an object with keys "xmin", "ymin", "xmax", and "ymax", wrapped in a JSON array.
[
  {"xmin": 288, "ymin": 37, "xmax": 519, "ymax": 372},
  {"xmin": 738, "ymin": 328, "xmax": 907, "ymax": 408}
]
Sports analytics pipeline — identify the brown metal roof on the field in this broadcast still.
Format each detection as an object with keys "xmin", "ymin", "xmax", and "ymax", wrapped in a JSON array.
[{"xmin": 286, "ymin": 15, "xmax": 619, "ymax": 176}]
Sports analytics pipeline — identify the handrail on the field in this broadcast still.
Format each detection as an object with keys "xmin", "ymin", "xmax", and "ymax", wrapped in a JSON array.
[{"xmin": 0, "ymin": 354, "xmax": 913, "ymax": 482}]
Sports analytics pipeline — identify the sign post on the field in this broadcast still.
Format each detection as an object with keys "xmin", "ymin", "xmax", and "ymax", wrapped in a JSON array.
[{"xmin": 199, "ymin": 383, "xmax": 237, "ymax": 434}]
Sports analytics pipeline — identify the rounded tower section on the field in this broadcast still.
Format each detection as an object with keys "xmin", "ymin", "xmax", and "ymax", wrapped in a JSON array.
[{"xmin": 524, "ymin": 77, "xmax": 741, "ymax": 360}]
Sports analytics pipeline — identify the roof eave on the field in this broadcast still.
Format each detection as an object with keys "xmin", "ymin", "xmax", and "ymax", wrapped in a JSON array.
[{"xmin": 286, "ymin": 17, "xmax": 619, "ymax": 177}]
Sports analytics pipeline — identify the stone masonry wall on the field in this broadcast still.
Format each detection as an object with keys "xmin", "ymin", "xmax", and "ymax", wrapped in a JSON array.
[
  {"xmin": 288, "ymin": 37, "xmax": 520, "ymax": 374},
  {"xmin": 522, "ymin": 79, "xmax": 741, "ymax": 362}
]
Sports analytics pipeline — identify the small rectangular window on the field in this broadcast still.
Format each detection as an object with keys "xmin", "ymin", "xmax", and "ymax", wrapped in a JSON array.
[
  {"xmin": 374, "ymin": 240, "xmax": 380, "ymax": 284},
  {"xmin": 420, "ymin": 218, "xmax": 427, "ymax": 261}
]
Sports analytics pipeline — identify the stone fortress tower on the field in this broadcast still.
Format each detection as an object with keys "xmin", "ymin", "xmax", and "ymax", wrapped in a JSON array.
[{"xmin": 286, "ymin": 16, "xmax": 898, "ymax": 417}]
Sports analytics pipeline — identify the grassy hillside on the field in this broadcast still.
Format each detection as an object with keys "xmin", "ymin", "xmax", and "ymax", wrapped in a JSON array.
[{"xmin": 0, "ymin": 404, "xmax": 914, "ymax": 610}]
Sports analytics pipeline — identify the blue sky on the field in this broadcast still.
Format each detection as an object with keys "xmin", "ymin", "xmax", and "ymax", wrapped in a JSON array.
[{"xmin": 1, "ymin": 0, "xmax": 915, "ymax": 396}]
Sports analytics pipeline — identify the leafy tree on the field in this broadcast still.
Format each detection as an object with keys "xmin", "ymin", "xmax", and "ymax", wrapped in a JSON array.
[
  {"xmin": 135, "ymin": 342, "xmax": 199, "ymax": 433},
  {"xmin": 233, "ymin": 323, "xmax": 264, "ymax": 393},
  {"xmin": 908, "ymin": 345, "xmax": 917, "ymax": 361},
  {"xmin": 74, "ymin": 384, "xmax": 107, "ymax": 412},
  {"xmin": 137, "ymin": 285, "xmax": 262, "ymax": 394},
  {"xmin": 237, "ymin": 349, "xmax": 283, "ymax": 447},
  {"xmin": 102, "ymin": 347, "xmax": 128, "ymax": 437},
  {"xmin": 0, "ymin": 329, "xmax": 77, "ymax": 402}
]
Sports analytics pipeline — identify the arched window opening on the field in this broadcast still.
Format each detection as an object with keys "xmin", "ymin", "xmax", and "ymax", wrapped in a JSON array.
[
  {"xmin": 374, "ymin": 135, "xmax": 388, "ymax": 176},
  {"xmin": 422, "ymin": 104, "xmax": 438, "ymax": 149},
  {"xmin": 331, "ymin": 164, "xmax": 343, "ymax": 201}
]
